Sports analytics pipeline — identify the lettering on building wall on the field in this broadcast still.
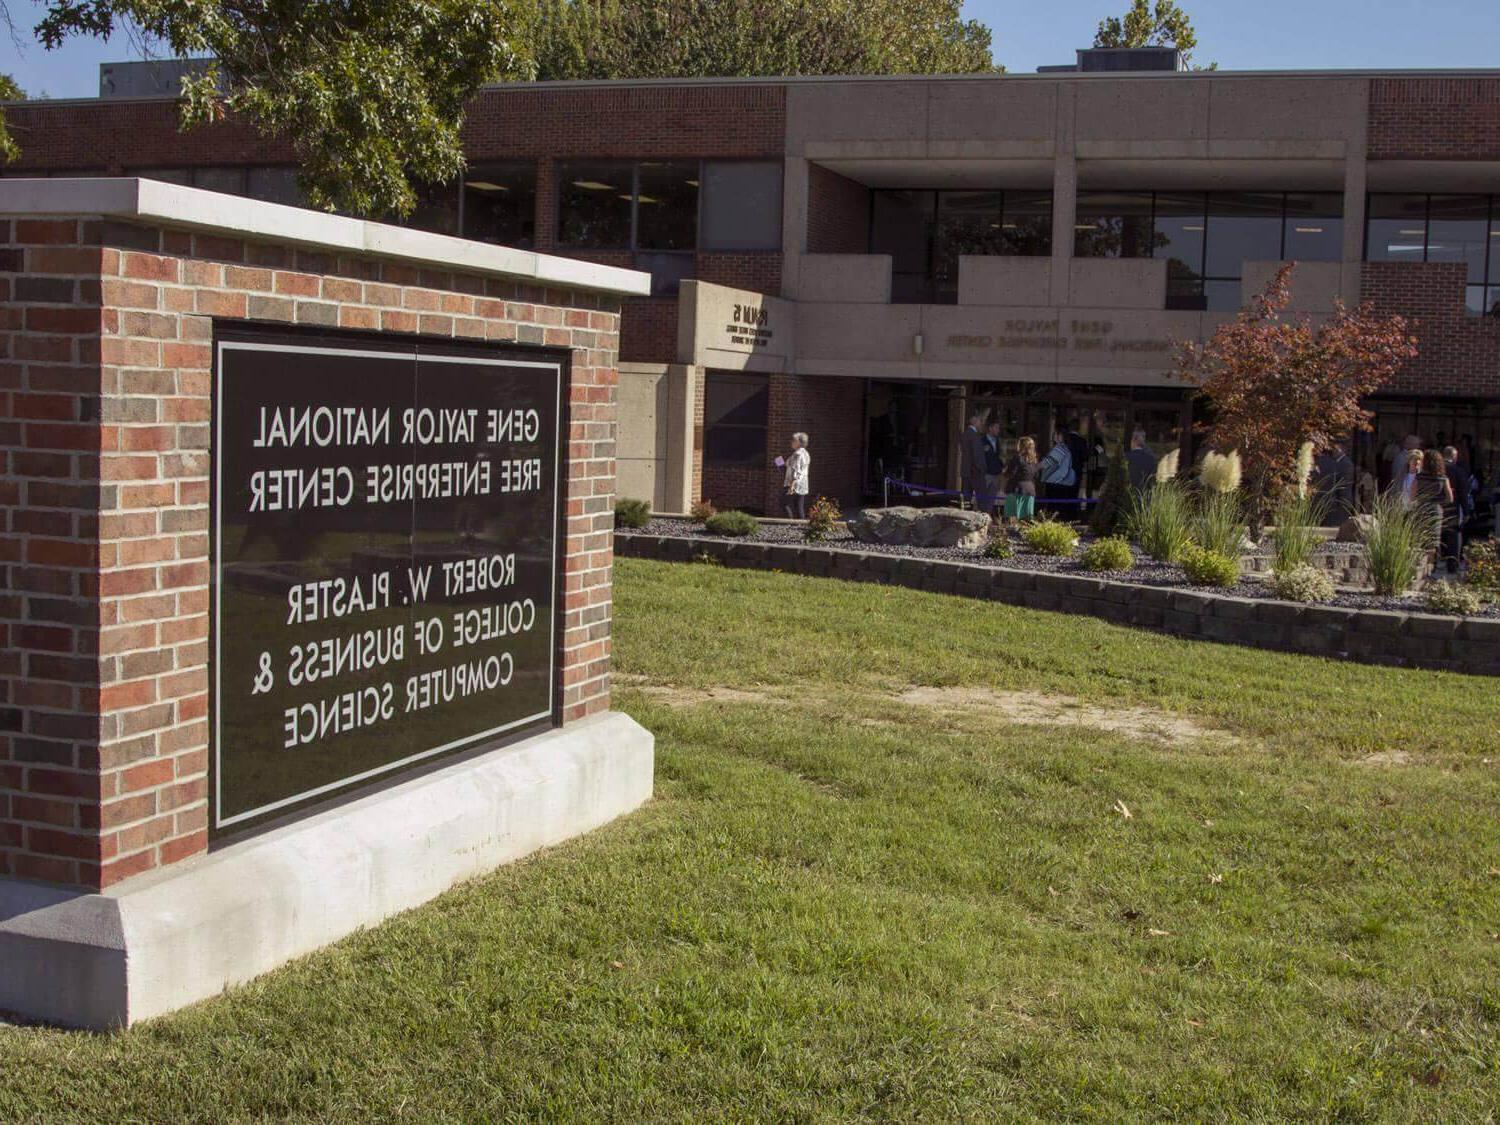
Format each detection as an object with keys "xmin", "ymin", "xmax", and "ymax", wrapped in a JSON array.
[
  {"xmin": 212, "ymin": 332, "xmax": 563, "ymax": 835},
  {"xmin": 724, "ymin": 301, "xmax": 774, "ymax": 349},
  {"xmin": 945, "ymin": 318, "xmax": 1171, "ymax": 356}
]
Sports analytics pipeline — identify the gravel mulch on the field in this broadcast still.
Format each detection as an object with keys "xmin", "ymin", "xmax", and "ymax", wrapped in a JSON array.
[{"xmin": 632, "ymin": 517, "xmax": 1499, "ymax": 618}]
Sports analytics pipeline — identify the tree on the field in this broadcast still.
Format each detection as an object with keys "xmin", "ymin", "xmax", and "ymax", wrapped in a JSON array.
[
  {"xmin": 1174, "ymin": 263, "xmax": 1419, "ymax": 533},
  {"xmin": 1094, "ymin": 0, "xmax": 1204, "ymax": 69},
  {"xmin": 14, "ymin": 1, "xmax": 531, "ymax": 218},
  {"xmin": 0, "ymin": 74, "xmax": 23, "ymax": 163},
  {"xmin": 526, "ymin": 0, "xmax": 996, "ymax": 81},
  {"xmin": 1090, "ymin": 444, "xmax": 1131, "ymax": 536}
]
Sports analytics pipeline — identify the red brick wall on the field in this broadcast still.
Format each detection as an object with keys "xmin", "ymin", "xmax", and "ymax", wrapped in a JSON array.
[
  {"xmin": 1368, "ymin": 77, "xmax": 1500, "ymax": 161},
  {"xmin": 1361, "ymin": 262, "xmax": 1500, "ymax": 397},
  {"xmin": 807, "ymin": 164, "xmax": 870, "ymax": 255},
  {"xmin": 0, "ymin": 216, "xmax": 621, "ymax": 890},
  {"xmin": 698, "ymin": 252, "xmax": 781, "ymax": 296},
  {"xmin": 764, "ymin": 373, "xmax": 865, "ymax": 513}
]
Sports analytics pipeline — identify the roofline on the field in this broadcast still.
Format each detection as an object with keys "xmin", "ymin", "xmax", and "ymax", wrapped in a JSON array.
[{"xmin": 8, "ymin": 64, "xmax": 1500, "ymax": 110}]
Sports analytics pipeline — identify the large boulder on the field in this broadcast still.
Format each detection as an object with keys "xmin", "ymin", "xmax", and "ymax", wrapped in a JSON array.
[
  {"xmin": 850, "ymin": 506, "xmax": 991, "ymax": 549},
  {"xmin": 1335, "ymin": 514, "xmax": 1377, "ymax": 543}
]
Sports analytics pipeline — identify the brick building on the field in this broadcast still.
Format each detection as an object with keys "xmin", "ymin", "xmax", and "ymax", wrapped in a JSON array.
[{"xmin": 7, "ymin": 55, "xmax": 1500, "ymax": 512}]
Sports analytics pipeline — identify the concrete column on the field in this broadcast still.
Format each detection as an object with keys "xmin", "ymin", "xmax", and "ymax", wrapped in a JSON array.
[
  {"xmin": 1050, "ymin": 85, "xmax": 1078, "ymax": 308},
  {"xmin": 663, "ymin": 364, "xmax": 700, "ymax": 512},
  {"xmin": 1339, "ymin": 81, "xmax": 1371, "ymax": 304},
  {"xmin": 780, "ymin": 156, "xmax": 810, "ymax": 300}
]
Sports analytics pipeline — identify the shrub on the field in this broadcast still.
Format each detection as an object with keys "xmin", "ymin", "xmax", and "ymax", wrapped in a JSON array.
[
  {"xmin": 614, "ymin": 497, "xmax": 651, "ymax": 529},
  {"xmin": 1193, "ymin": 488, "xmax": 1247, "ymax": 559},
  {"xmin": 1021, "ymin": 515, "xmax": 1079, "ymax": 557},
  {"xmin": 1080, "ymin": 535, "xmax": 1134, "ymax": 572},
  {"xmin": 1090, "ymin": 447, "xmax": 1131, "ymax": 536},
  {"xmin": 983, "ymin": 531, "xmax": 1014, "ymax": 559},
  {"xmin": 1270, "ymin": 564, "xmax": 1335, "ymax": 603},
  {"xmin": 688, "ymin": 499, "xmax": 717, "ymax": 523},
  {"xmin": 1180, "ymin": 544, "xmax": 1240, "ymax": 588},
  {"xmin": 1464, "ymin": 540, "xmax": 1500, "ymax": 598},
  {"xmin": 1268, "ymin": 489, "xmax": 1331, "ymax": 573},
  {"xmin": 704, "ymin": 510, "xmax": 759, "ymax": 538},
  {"xmin": 1363, "ymin": 491, "xmax": 1436, "ymax": 596},
  {"xmin": 1128, "ymin": 479, "xmax": 1193, "ymax": 562},
  {"xmin": 804, "ymin": 496, "xmax": 842, "ymax": 542},
  {"xmin": 1424, "ymin": 580, "xmax": 1483, "ymax": 616}
]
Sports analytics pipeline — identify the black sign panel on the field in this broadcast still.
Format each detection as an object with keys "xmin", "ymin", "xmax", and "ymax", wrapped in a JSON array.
[{"xmin": 211, "ymin": 328, "xmax": 563, "ymax": 836}]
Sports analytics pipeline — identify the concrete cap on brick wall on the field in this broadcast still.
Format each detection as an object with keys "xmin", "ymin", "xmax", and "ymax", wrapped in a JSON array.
[{"xmin": 0, "ymin": 177, "xmax": 652, "ymax": 297}]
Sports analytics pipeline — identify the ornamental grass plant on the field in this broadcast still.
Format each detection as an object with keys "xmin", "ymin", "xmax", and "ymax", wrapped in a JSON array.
[
  {"xmin": 1362, "ymin": 492, "xmax": 1437, "ymax": 596},
  {"xmin": 1268, "ymin": 490, "xmax": 1330, "ymax": 573},
  {"xmin": 1127, "ymin": 478, "xmax": 1193, "ymax": 563},
  {"xmin": 1192, "ymin": 488, "xmax": 1247, "ymax": 560}
]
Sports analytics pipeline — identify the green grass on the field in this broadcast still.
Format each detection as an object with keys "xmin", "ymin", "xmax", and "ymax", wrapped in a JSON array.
[{"xmin": 4, "ymin": 558, "xmax": 1499, "ymax": 1120}]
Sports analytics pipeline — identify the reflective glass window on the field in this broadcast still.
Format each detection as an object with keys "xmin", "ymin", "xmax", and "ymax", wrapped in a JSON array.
[
  {"xmin": 1282, "ymin": 192, "xmax": 1343, "ymax": 261},
  {"xmin": 1074, "ymin": 191, "xmax": 1154, "ymax": 258},
  {"xmin": 557, "ymin": 160, "xmax": 633, "ymax": 247},
  {"xmin": 701, "ymin": 161, "xmax": 782, "ymax": 250},
  {"xmin": 1366, "ymin": 194, "xmax": 1428, "ymax": 262},
  {"xmin": 703, "ymin": 372, "xmax": 769, "ymax": 465},
  {"xmin": 635, "ymin": 161, "xmax": 698, "ymax": 251},
  {"xmin": 1204, "ymin": 192, "xmax": 1283, "ymax": 277},
  {"xmin": 462, "ymin": 162, "xmax": 536, "ymax": 247}
]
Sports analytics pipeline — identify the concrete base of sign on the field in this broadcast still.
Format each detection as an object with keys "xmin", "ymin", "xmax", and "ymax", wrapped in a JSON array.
[{"xmin": 0, "ymin": 711, "xmax": 653, "ymax": 1030}]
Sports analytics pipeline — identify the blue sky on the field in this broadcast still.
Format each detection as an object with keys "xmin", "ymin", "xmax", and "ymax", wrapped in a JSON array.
[{"xmin": 2, "ymin": 0, "xmax": 1498, "ymax": 99}]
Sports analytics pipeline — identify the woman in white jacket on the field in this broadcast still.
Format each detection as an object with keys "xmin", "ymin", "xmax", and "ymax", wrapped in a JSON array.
[{"xmin": 783, "ymin": 432, "xmax": 810, "ymax": 519}]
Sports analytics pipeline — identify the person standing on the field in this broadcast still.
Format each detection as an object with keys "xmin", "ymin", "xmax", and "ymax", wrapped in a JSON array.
[
  {"xmin": 1442, "ymin": 445, "xmax": 1473, "ymax": 572},
  {"xmin": 1314, "ymin": 441, "xmax": 1355, "ymax": 524},
  {"xmin": 1398, "ymin": 447, "xmax": 1424, "ymax": 505},
  {"xmin": 1003, "ymin": 436, "xmax": 1040, "ymax": 522},
  {"xmin": 982, "ymin": 418, "xmax": 1004, "ymax": 513},
  {"xmin": 1413, "ymin": 449, "xmax": 1455, "ymax": 556},
  {"xmin": 1037, "ymin": 427, "xmax": 1077, "ymax": 509},
  {"xmin": 960, "ymin": 411, "xmax": 987, "ymax": 509},
  {"xmin": 1063, "ymin": 416, "xmax": 1091, "ymax": 500},
  {"xmin": 1125, "ymin": 428, "xmax": 1158, "ymax": 493},
  {"xmin": 783, "ymin": 432, "xmax": 810, "ymax": 519}
]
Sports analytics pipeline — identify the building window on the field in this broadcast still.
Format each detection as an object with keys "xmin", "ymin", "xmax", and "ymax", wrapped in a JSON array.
[
  {"xmin": 703, "ymin": 372, "xmax": 769, "ymax": 465},
  {"xmin": 1367, "ymin": 194, "xmax": 1497, "ymax": 316},
  {"xmin": 462, "ymin": 162, "xmax": 536, "ymax": 247},
  {"xmin": 557, "ymin": 160, "xmax": 634, "ymax": 248},
  {"xmin": 635, "ymin": 160, "xmax": 698, "ymax": 251},
  {"xmin": 1078, "ymin": 190, "xmax": 1344, "ymax": 310},
  {"xmin": 870, "ymin": 189, "xmax": 1053, "ymax": 304},
  {"xmin": 701, "ymin": 161, "xmax": 782, "ymax": 251}
]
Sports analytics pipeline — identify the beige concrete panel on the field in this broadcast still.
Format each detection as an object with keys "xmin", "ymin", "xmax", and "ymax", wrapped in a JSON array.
[
  {"xmin": 799, "ymin": 254, "xmax": 892, "ymax": 304},
  {"xmin": 794, "ymin": 302, "xmax": 922, "ymax": 363},
  {"xmin": 923, "ymin": 140, "xmax": 1056, "ymax": 162},
  {"xmin": 816, "ymin": 157, "xmax": 1053, "ymax": 188},
  {"xmin": 1241, "ymin": 260, "xmax": 1344, "ymax": 312},
  {"xmin": 1077, "ymin": 157, "xmax": 1343, "ymax": 190},
  {"xmin": 1204, "ymin": 139, "xmax": 1347, "ymax": 160},
  {"xmin": 920, "ymin": 304, "xmax": 1063, "ymax": 378},
  {"xmin": 1206, "ymin": 78, "xmax": 1364, "ymax": 143},
  {"xmin": 926, "ymin": 80, "xmax": 1059, "ymax": 144},
  {"xmin": 1068, "ymin": 259, "xmax": 1168, "ymax": 309},
  {"xmin": 957, "ymin": 256, "xmax": 1052, "ymax": 306},
  {"xmin": 1368, "ymin": 159, "xmax": 1500, "ymax": 191},
  {"xmin": 616, "ymin": 363, "xmax": 671, "ymax": 508},
  {"xmin": 1076, "ymin": 140, "xmax": 1210, "ymax": 160},
  {"xmin": 1074, "ymin": 80, "xmax": 1209, "ymax": 147},
  {"xmin": 680, "ymin": 280, "xmax": 795, "ymax": 370},
  {"xmin": 786, "ymin": 82, "xmax": 931, "ymax": 153}
]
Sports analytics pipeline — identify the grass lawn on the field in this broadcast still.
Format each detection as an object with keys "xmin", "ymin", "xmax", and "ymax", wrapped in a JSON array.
[{"xmin": 3, "ymin": 557, "xmax": 1499, "ymax": 1120}]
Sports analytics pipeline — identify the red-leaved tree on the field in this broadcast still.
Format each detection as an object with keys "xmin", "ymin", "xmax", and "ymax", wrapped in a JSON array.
[{"xmin": 1175, "ymin": 263, "xmax": 1419, "ymax": 532}]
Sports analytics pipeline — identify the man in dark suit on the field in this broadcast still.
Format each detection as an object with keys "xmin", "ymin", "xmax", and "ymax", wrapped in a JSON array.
[
  {"xmin": 1443, "ymin": 445, "xmax": 1474, "ymax": 572},
  {"xmin": 960, "ymin": 411, "xmax": 987, "ymax": 508}
]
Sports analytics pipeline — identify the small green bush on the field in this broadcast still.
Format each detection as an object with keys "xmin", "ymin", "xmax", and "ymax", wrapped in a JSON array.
[
  {"xmin": 1464, "ymin": 539, "xmax": 1500, "ymax": 598},
  {"xmin": 1079, "ymin": 535, "xmax": 1134, "ymax": 572},
  {"xmin": 614, "ymin": 497, "xmax": 651, "ymax": 529},
  {"xmin": 1270, "ymin": 564, "xmax": 1335, "ymax": 604},
  {"xmin": 1363, "ymin": 491, "xmax": 1436, "ymax": 596},
  {"xmin": 1424, "ymin": 580, "xmax": 1483, "ymax": 616},
  {"xmin": 1021, "ymin": 515, "xmax": 1079, "ymax": 557},
  {"xmin": 688, "ymin": 499, "xmax": 717, "ymax": 523},
  {"xmin": 1180, "ymin": 544, "xmax": 1240, "ymax": 588},
  {"xmin": 804, "ymin": 496, "xmax": 842, "ymax": 542},
  {"xmin": 704, "ymin": 510, "xmax": 759, "ymax": 538},
  {"xmin": 983, "ymin": 531, "xmax": 1014, "ymax": 559},
  {"xmin": 1128, "ymin": 478, "xmax": 1194, "ymax": 563}
]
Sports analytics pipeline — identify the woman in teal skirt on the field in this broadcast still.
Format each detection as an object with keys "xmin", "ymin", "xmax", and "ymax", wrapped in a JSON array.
[{"xmin": 1003, "ymin": 436, "xmax": 1039, "ymax": 522}]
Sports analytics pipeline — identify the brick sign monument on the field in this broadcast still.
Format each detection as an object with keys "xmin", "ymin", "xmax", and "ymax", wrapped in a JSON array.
[{"xmin": 0, "ymin": 179, "xmax": 655, "ymax": 1029}]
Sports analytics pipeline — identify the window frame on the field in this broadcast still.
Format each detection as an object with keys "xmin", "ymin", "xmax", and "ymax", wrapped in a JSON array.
[
  {"xmin": 702, "ymin": 370, "xmax": 770, "ymax": 467},
  {"xmin": 1364, "ymin": 192, "xmax": 1498, "ymax": 317}
]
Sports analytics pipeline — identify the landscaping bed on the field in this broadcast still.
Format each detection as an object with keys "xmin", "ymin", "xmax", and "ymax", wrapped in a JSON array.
[{"xmin": 637, "ymin": 516, "xmax": 1499, "ymax": 619}]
